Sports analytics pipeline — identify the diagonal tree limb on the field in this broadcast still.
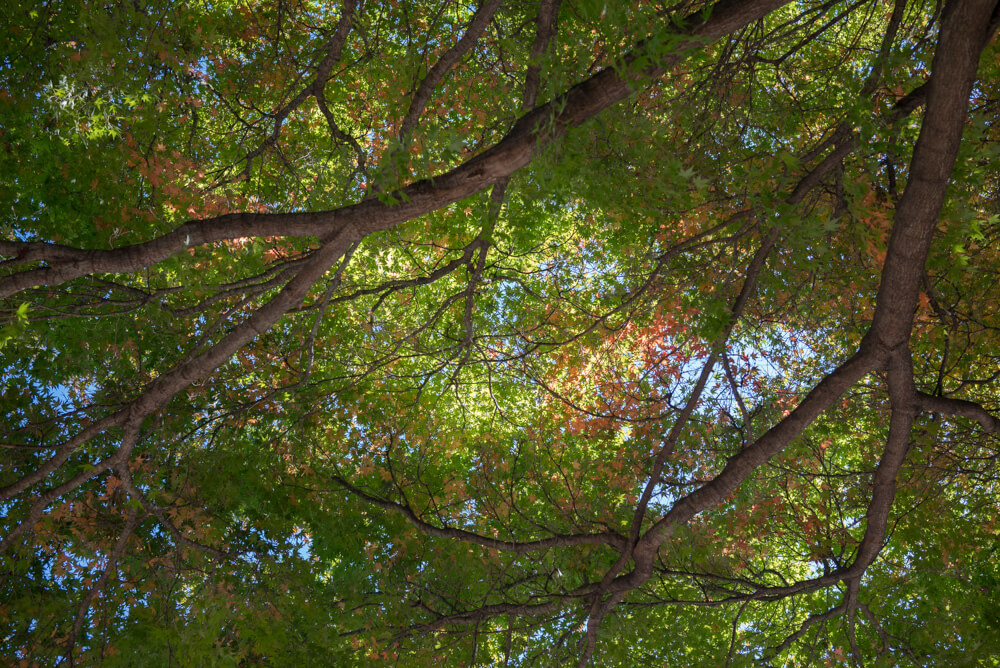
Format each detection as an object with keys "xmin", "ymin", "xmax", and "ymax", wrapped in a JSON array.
[
  {"xmin": 705, "ymin": 352, "xmax": 918, "ymax": 601},
  {"xmin": 375, "ymin": 4, "xmax": 1000, "ymax": 634},
  {"xmin": 0, "ymin": 0, "xmax": 790, "ymax": 301},
  {"xmin": 634, "ymin": 0, "xmax": 1000, "ymax": 578},
  {"xmin": 576, "ymin": 227, "xmax": 781, "ymax": 667},
  {"xmin": 632, "ymin": 345, "xmax": 878, "ymax": 578},
  {"xmin": 296, "ymin": 2, "xmax": 1000, "ymax": 657},
  {"xmin": 867, "ymin": 0, "xmax": 1000, "ymax": 352},
  {"xmin": 588, "ymin": 0, "xmax": 1000, "ymax": 610},
  {"xmin": 227, "ymin": 0, "xmax": 359, "ymax": 179},
  {"xmin": 723, "ymin": 352, "xmax": 754, "ymax": 445},
  {"xmin": 0, "ymin": 222, "xmax": 361, "ymax": 507},
  {"xmin": 66, "ymin": 505, "xmax": 141, "ymax": 665},
  {"xmin": 629, "ymin": 227, "xmax": 781, "ymax": 546},
  {"xmin": 397, "ymin": 598, "xmax": 566, "ymax": 639},
  {"xmin": 10, "ymin": 0, "xmax": 778, "ymax": 599},
  {"xmin": 521, "ymin": 0, "xmax": 561, "ymax": 112},
  {"xmin": 0, "ymin": 425, "xmax": 141, "ymax": 554},
  {"xmin": 764, "ymin": 597, "xmax": 848, "ymax": 659},
  {"xmin": 396, "ymin": 0, "xmax": 505, "ymax": 145}
]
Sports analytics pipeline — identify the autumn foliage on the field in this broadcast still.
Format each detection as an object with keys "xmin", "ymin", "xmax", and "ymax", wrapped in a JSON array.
[{"xmin": 2, "ymin": 0, "xmax": 1000, "ymax": 665}]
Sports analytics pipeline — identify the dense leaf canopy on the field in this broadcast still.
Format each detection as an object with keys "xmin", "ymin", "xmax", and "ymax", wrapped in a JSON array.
[{"xmin": 2, "ymin": 0, "xmax": 1000, "ymax": 664}]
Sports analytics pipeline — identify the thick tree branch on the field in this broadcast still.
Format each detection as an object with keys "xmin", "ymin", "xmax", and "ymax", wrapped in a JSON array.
[
  {"xmin": 916, "ymin": 392, "xmax": 1000, "ymax": 432},
  {"xmin": 867, "ymin": 0, "xmax": 1000, "ymax": 351},
  {"xmin": 634, "ymin": 345, "xmax": 877, "ymax": 568},
  {"xmin": 0, "ymin": 0, "xmax": 789, "ymax": 301},
  {"xmin": 521, "ymin": 0, "xmax": 561, "ymax": 111},
  {"xmin": 619, "ymin": 0, "xmax": 999, "ymax": 604},
  {"xmin": 765, "ymin": 598, "xmax": 848, "ymax": 659}
]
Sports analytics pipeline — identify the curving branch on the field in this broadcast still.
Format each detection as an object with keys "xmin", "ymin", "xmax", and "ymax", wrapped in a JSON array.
[
  {"xmin": 398, "ymin": 598, "xmax": 567, "ymax": 639},
  {"xmin": 3, "ymin": 0, "xmax": 794, "ymax": 568},
  {"xmin": 640, "ymin": 0, "xmax": 997, "ymax": 566},
  {"xmin": 331, "ymin": 473, "xmax": 625, "ymax": 554},
  {"xmin": 0, "ymin": 221, "xmax": 360, "ymax": 513},
  {"xmin": 765, "ymin": 597, "xmax": 849, "ymax": 659},
  {"xmin": 7, "ymin": 2, "xmax": 998, "ymax": 661},
  {"xmin": 916, "ymin": 392, "xmax": 1000, "ymax": 432},
  {"xmin": 521, "ymin": 0, "xmax": 561, "ymax": 112}
]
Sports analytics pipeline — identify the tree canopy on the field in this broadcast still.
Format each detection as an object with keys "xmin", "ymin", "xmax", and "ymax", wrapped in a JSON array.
[{"xmin": 2, "ymin": 0, "xmax": 1000, "ymax": 664}]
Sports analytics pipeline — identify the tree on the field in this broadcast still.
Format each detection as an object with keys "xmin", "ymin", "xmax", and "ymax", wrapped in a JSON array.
[{"xmin": 2, "ymin": 0, "xmax": 1000, "ymax": 663}]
